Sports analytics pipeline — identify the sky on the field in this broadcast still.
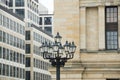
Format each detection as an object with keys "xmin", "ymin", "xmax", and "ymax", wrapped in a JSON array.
[{"xmin": 39, "ymin": 0, "xmax": 54, "ymax": 13}]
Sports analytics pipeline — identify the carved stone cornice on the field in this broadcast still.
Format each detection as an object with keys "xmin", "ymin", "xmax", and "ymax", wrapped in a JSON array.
[{"xmin": 79, "ymin": 0, "xmax": 120, "ymax": 7}]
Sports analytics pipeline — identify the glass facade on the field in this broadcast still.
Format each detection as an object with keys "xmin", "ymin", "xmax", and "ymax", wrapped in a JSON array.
[
  {"xmin": 0, "ymin": 63, "xmax": 25, "ymax": 78},
  {"xmin": 34, "ymin": 72, "xmax": 51, "ymax": 80},
  {"xmin": 25, "ymin": 31, "xmax": 30, "ymax": 40},
  {"xmin": 15, "ymin": 9, "xmax": 25, "ymax": 18},
  {"xmin": 0, "ymin": 46, "xmax": 25, "ymax": 64},
  {"xmin": 26, "ymin": 44, "xmax": 31, "ymax": 53},
  {"xmin": 0, "ymin": 13, "xmax": 25, "ymax": 35},
  {"xmin": 0, "ymin": 30, "xmax": 25, "ymax": 50},
  {"xmin": 44, "ymin": 17, "xmax": 52, "ymax": 25},
  {"xmin": 39, "ymin": 17, "xmax": 42, "ymax": 25},
  {"xmin": 44, "ymin": 27, "xmax": 52, "ymax": 34},
  {"xmin": 33, "ymin": 58, "xmax": 50, "ymax": 70},
  {"xmin": 15, "ymin": 0, "xmax": 24, "ymax": 7},
  {"xmin": 26, "ymin": 71, "xmax": 30, "ymax": 80},
  {"xmin": 26, "ymin": 57, "xmax": 31, "ymax": 67},
  {"xmin": 33, "ymin": 32, "xmax": 53, "ymax": 44},
  {"xmin": 9, "ymin": 0, "xmax": 13, "ymax": 7}
]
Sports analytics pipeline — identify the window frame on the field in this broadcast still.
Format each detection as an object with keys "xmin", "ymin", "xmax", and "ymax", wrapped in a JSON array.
[{"xmin": 105, "ymin": 6, "xmax": 118, "ymax": 50}]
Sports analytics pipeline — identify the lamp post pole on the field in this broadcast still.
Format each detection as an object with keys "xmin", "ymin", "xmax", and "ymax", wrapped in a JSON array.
[
  {"xmin": 40, "ymin": 32, "xmax": 76, "ymax": 80},
  {"xmin": 56, "ymin": 58, "xmax": 60, "ymax": 80}
]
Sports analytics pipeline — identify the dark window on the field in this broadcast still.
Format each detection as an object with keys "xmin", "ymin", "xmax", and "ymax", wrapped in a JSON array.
[
  {"xmin": 105, "ymin": 6, "xmax": 118, "ymax": 50},
  {"xmin": 9, "ymin": 0, "xmax": 13, "ymax": 7},
  {"xmin": 15, "ymin": 0, "xmax": 24, "ymax": 7},
  {"xmin": 3, "ymin": 64, "xmax": 5, "ymax": 75},
  {"xmin": 35, "ymin": 0, "xmax": 38, "ymax": 3},
  {"xmin": 107, "ymin": 79, "xmax": 120, "ymax": 80},
  {"xmin": 26, "ymin": 57, "xmax": 31, "ymax": 67},
  {"xmin": 0, "ymin": 47, "xmax": 2, "ymax": 58},
  {"xmin": 3, "ymin": 48, "xmax": 6, "ymax": 59},
  {"xmin": 0, "ymin": 30, "xmax": 2, "ymax": 42},
  {"xmin": 25, "ymin": 31, "xmax": 30, "ymax": 40},
  {"xmin": 26, "ymin": 44, "xmax": 31, "ymax": 53},
  {"xmin": 39, "ymin": 17, "xmax": 42, "ymax": 25},
  {"xmin": 3, "ymin": 32, "xmax": 6, "ymax": 43},
  {"xmin": 44, "ymin": 27, "xmax": 52, "ymax": 34},
  {"xmin": 17, "ymin": 53, "xmax": 19, "ymax": 62},
  {"xmin": 26, "ymin": 71, "xmax": 31, "ymax": 80},
  {"xmin": 44, "ymin": 17, "xmax": 52, "ymax": 25},
  {"xmin": 0, "ymin": 63, "xmax": 1, "ymax": 75},
  {"xmin": 15, "ymin": 9, "xmax": 25, "ymax": 18}
]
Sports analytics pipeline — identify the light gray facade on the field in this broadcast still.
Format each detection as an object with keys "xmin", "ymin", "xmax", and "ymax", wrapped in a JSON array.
[
  {"xmin": 39, "ymin": 14, "xmax": 53, "ymax": 35},
  {"xmin": 0, "ymin": 4, "xmax": 25, "ymax": 80},
  {"xmin": 25, "ymin": 25, "xmax": 53, "ymax": 80}
]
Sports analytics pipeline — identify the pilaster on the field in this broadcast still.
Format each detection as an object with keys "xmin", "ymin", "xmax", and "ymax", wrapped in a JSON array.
[
  {"xmin": 98, "ymin": 6, "xmax": 105, "ymax": 50},
  {"xmin": 80, "ymin": 7, "xmax": 86, "ymax": 50},
  {"xmin": 118, "ymin": 6, "xmax": 120, "ymax": 49}
]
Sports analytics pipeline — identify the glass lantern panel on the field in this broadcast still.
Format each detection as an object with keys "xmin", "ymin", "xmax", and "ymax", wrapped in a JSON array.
[{"xmin": 53, "ymin": 45, "xmax": 59, "ymax": 52}]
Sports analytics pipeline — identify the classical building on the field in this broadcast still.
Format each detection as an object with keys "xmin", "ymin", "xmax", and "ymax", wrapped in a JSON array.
[
  {"xmin": 0, "ymin": 4, "xmax": 25, "ymax": 80},
  {"xmin": 51, "ymin": 0, "xmax": 120, "ymax": 80},
  {"xmin": 25, "ymin": 25, "xmax": 53, "ymax": 80}
]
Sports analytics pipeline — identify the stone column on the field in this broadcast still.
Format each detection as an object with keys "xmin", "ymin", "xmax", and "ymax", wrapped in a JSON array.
[
  {"xmin": 118, "ymin": 6, "xmax": 120, "ymax": 49},
  {"xmin": 98, "ymin": 6, "xmax": 105, "ymax": 50},
  {"xmin": 80, "ymin": 7, "xmax": 86, "ymax": 51}
]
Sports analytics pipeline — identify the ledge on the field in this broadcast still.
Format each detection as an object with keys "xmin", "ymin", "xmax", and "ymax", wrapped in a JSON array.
[{"xmin": 80, "ymin": 49, "xmax": 120, "ymax": 53}]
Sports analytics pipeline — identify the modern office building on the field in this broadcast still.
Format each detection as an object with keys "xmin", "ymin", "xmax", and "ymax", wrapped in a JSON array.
[
  {"xmin": 0, "ymin": 0, "xmax": 9, "ymax": 8},
  {"xmin": 0, "ymin": 4, "xmax": 25, "ymax": 80},
  {"xmin": 39, "ymin": 3, "xmax": 48, "ymax": 14},
  {"xmin": 51, "ymin": 0, "xmax": 120, "ymax": 80},
  {"xmin": 39, "ymin": 14, "xmax": 53, "ymax": 35},
  {"xmin": 9, "ymin": 0, "xmax": 40, "ymax": 27},
  {"xmin": 8, "ymin": 1, "xmax": 53, "ymax": 80},
  {"xmin": 39, "ymin": 3, "xmax": 54, "ymax": 35},
  {"xmin": 25, "ymin": 25, "xmax": 53, "ymax": 80}
]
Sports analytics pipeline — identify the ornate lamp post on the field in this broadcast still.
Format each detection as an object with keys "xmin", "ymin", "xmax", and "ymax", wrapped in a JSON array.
[{"xmin": 39, "ymin": 32, "xmax": 76, "ymax": 80}]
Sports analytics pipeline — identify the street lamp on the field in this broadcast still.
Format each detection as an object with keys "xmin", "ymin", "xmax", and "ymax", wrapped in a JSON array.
[{"xmin": 39, "ymin": 32, "xmax": 76, "ymax": 80}]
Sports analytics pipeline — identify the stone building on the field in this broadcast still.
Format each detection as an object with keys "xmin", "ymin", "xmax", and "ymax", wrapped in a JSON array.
[{"xmin": 51, "ymin": 0, "xmax": 120, "ymax": 80}]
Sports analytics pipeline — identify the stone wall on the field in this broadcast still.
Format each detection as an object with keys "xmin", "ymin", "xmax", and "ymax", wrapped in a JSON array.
[{"xmin": 52, "ymin": 0, "xmax": 120, "ymax": 80}]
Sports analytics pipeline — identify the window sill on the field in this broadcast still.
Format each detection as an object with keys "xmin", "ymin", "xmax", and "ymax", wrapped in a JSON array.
[{"xmin": 80, "ymin": 49, "xmax": 120, "ymax": 53}]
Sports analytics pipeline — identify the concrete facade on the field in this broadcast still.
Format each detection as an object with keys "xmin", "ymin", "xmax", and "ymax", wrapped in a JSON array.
[
  {"xmin": 39, "ymin": 14, "xmax": 53, "ymax": 35},
  {"xmin": 25, "ymin": 25, "xmax": 53, "ymax": 80},
  {"xmin": 52, "ymin": 0, "xmax": 120, "ymax": 80},
  {"xmin": 0, "ymin": 4, "xmax": 25, "ymax": 80}
]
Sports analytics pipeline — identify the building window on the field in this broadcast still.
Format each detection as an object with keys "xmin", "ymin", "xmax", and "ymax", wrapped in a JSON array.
[
  {"xmin": 26, "ymin": 71, "xmax": 30, "ymax": 80},
  {"xmin": 26, "ymin": 44, "xmax": 31, "ymax": 53},
  {"xmin": 15, "ymin": 9, "xmax": 25, "ymax": 18},
  {"xmin": 9, "ymin": 0, "xmax": 13, "ymax": 7},
  {"xmin": 15, "ymin": 0, "xmax": 24, "ymax": 7},
  {"xmin": 105, "ymin": 6, "xmax": 118, "ymax": 50},
  {"xmin": 44, "ymin": 17, "xmax": 52, "ymax": 25},
  {"xmin": 25, "ymin": 31, "xmax": 30, "ymax": 40},
  {"xmin": 44, "ymin": 27, "xmax": 52, "ymax": 34},
  {"xmin": 107, "ymin": 79, "xmax": 120, "ymax": 80},
  {"xmin": 26, "ymin": 57, "xmax": 31, "ymax": 67},
  {"xmin": 0, "ymin": 30, "xmax": 2, "ymax": 42},
  {"xmin": 0, "ymin": 47, "xmax": 2, "ymax": 58},
  {"xmin": 39, "ymin": 17, "xmax": 42, "ymax": 25}
]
